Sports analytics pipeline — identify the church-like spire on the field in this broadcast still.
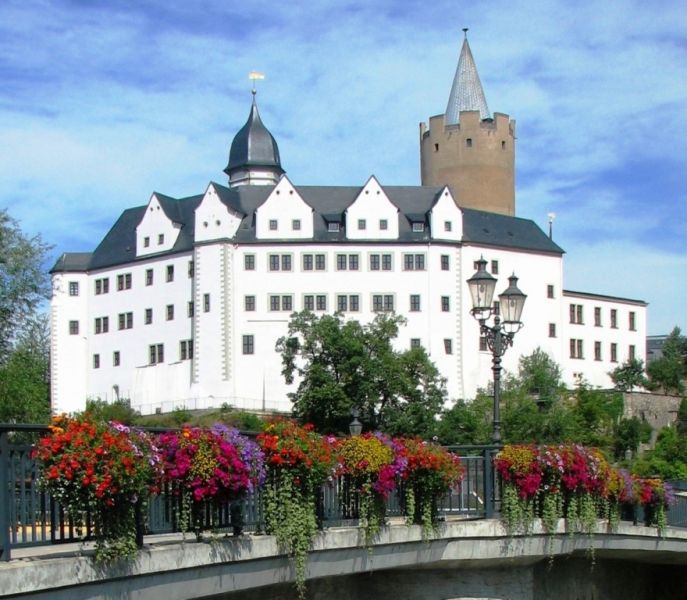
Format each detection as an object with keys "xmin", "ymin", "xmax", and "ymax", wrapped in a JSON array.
[{"xmin": 445, "ymin": 30, "xmax": 490, "ymax": 125}]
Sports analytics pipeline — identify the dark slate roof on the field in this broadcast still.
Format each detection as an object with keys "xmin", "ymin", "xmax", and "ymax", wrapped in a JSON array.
[
  {"xmin": 225, "ymin": 97, "xmax": 284, "ymax": 175},
  {"xmin": 50, "ymin": 182, "xmax": 563, "ymax": 273}
]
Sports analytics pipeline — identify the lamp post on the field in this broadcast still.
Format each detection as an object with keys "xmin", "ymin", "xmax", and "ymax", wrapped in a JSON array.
[{"xmin": 466, "ymin": 257, "xmax": 527, "ymax": 445}]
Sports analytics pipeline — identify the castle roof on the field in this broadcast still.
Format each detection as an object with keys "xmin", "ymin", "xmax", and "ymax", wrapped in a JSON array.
[
  {"xmin": 445, "ymin": 34, "xmax": 490, "ymax": 124},
  {"xmin": 50, "ymin": 184, "xmax": 564, "ymax": 273}
]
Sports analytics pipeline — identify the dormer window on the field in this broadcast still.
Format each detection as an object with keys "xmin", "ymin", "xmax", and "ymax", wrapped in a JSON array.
[
  {"xmin": 269, "ymin": 219, "xmax": 278, "ymax": 231},
  {"xmin": 444, "ymin": 221, "xmax": 452, "ymax": 232},
  {"xmin": 292, "ymin": 219, "xmax": 301, "ymax": 231},
  {"xmin": 328, "ymin": 222, "xmax": 340, "ymax": 233},
  {"xmin": 158, "ymin": 234, "xmax": 164, "ymax": 245},
  {"xmin": 412, "ymin": 222, "xmax": 425, "ymax": 233},
  {"xmin": 358, "ymin": 219, "xmax": 366, "ymax": 230},
  {"xmin": 379, "ymin": 219, "xmax": 388, "ymax": 230},
  {"xmin": 143, "ymin": 236, "xmax": 150, "ymax": 248}
]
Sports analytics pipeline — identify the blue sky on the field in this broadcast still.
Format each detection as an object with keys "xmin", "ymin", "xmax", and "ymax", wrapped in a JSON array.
[{"xmin": 1, "ymin": 0, "xmax": 686, "ymax": 335}]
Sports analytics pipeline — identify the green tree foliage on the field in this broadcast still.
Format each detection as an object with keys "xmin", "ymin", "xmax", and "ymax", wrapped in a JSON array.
[
  {"xmin": 614, "ymin": 416, "xmax": 652, "ymax": 459},
  {"xmin": 572, "ymin": 380, "xmax": 623, "ymax": 450},
  {"xmin": 646, "ymin": 327, "xmax": 687, "ymax": 395},
  {"xmin": 82, "ymin": 398, "xmax": 140, "ymax": 425},
  {"xmin": 609, "ymin": 358, "xmax": 649, "ymax": 392},
  {"xmin": 516, "ymin": 347, "xmax": 565, "ymax": 407},
  {"xmin": 437, "ymin": 396, "xmax": 492, "ymax": 445},
  {"xmin": 633, "ymin": 426, "xmax": 687, "ymax": 480},
  {"xmin": 276, "ymin": 311, "xmax": 446, "ymax": 436},
  {"xmin": 0, "ymin": 209, "xmax": 51, "ymax": 364}
]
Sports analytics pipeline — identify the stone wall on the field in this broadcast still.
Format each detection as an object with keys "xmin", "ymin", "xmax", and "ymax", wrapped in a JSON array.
[{"xmin": 623, "ymin": 391, "xmax": 682, "ymax": 448}]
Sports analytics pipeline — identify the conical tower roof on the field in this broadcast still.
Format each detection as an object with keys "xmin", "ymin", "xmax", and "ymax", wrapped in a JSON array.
[
  {"xmin": 225, "ymin": 93, "xmax": 284, "ymax": 177},
  {"xmin": 445, "ymin": 33, "xmax": 490, "ymax": 125}
]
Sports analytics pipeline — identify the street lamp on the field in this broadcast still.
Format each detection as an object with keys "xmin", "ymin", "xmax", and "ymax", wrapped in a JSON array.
[
  {"xmin": 349, "ymin": 407, "xmax": 363, "ymax": 436},
  {"xmin": 466, "ymin": 257, "xmax": 527, "ymax": 444}
]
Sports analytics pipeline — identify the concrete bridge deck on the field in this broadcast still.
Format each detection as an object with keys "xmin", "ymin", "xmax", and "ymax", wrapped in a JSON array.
[{"xmin": 2, "ymin": 519, "xmax": 687, "ymax": 600}]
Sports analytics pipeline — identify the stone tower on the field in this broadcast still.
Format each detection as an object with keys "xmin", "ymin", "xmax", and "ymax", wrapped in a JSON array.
[{"xmin": 420, "ymin": 32, "xmax": 516, "ymax": 216}]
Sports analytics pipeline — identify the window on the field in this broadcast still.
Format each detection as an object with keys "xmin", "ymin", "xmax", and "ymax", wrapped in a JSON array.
[
  {"xmin": 444, "ymin": 221, "xmax": 452, "ymax": 232},
  {"xmin": 379, "ymin": 219, "xmax": 388, "ymax": 230},
  {"xmin": 328, "ymin": 222, "xmax": 340, "ymax": 232},
  {"xmin": 479, "ymin": 336, "xmax": 488, "ymax": 351},
  {"xmin": 410, "ymin": 338, "xmax": 421, "ymax": 349},
  {"xmin": 292, "ymin": 219, "xmax": 301, "ymax": 231},
  {"xmin": 316, "ymin": 295, "xmax": 327, "ymax": 311},
  {"xmin": 269, "ymin": 254, "xmax": 280, "ymax": 271},
  {"xmin": 409, "ymin": 294, "xmax": 421, "ymax": 312},
  {"xmin": 93, "ymin": 354, "xmax": 100, "ymax": 369},
  {"xmin": 547, "ymin": 285, "xmax": 554, "ymax": 299},
  {"xmin": 610, "ymin": 343, "xmax": 618, "ymax": 363},
  {"xmin": 269, "ymin": 219, "xmax": 278, "ymax": 231},
  {"xmin": 268, "ymin": 254, "xmax": 292, "ymax": 271},
  {"xmin": 68, "ymin": 281, "xmax": 79, "ymax": 296},
  {"xmin": 403, "ymin": 254, "xmax": 425, "ymax": 271},
  {"xmin": 569, "ymin": 339, "xmax": 584, "ymax": 359},
  {"xmin": 337, "ymin": 295, "xmax": 360, "ymax": 312},
  {"xmin": 187, "ymin": 301, "xmax": 194, "ymax": 317},
  {"xmin": 145, "ymin": 308, "xmax": 153, "ymax": 325},
  {"xmin": 166, "ymin": 265, "xmax": 174, "ymax": 282},
  {"xmin": 493, "ymin": 301, "xmax": 500, "ymax": 315},
  {"xmin": 335, "ymin": 253, "xmax": 358, "ymax": 270},
  {"xmin": 569, "ymin": 304, "xmax": 583, "ymax": 324},
  {"xmin": 283, "ymin": 295, "xmax": 293, "ymax": 311},
  {"xmin": 282, "ymin": 255, "xmax": 292, "ymax": 271},
  {"xmin": 242, "ymin": 335, "xmax": 254, "ymax": 355},
  {"xmin": 349, "ymin": 294, "xmax": 360, "ymax": 312},
  {"xmin": 491, "ymin": 260, "xmax": 499, "ymax": 275},
  {"xmin": 301, "ymin": 295, "xmax": 313, "ymax": 311},
  {"xmin": 444, "ymin": 339, "xmax": 453, "ymax": 354},
  {"xmin": 337, "ymin": 295, "xmax": 348, "ymax": 312},
  {"xmin": 370, "ymin": 253, "xmax": 392, "ymax": 271},
  {"xmin": 69, "ymin": 320, "xmax": 79, "ymax": 335},
  {"xmin": 349, "ymin": 255, "xmax": 359, "ymax": 270},
  {"xmin": 441, "ymin": 296, "xmax": 450, "ymax": 312},
  {"xmin": 315, "ymin": 254, "xmax": 326, "ymax": 270},
  {"xmin": 372, "ymin": 294, "xmax": 394, "ymax": 312},
  {"xmin": 94, "ymin": 316, "xmax": 109, "ymax": 334},
  {"xmin": 117, "ymin": 273, "xmax": 132, "ymax": 291},
  {"xmin": 303, "ymin": 254, "xmax": 314, "ymax": 271},
  {"xmin": 610, "ymin": 309, "xmax": 618, "ymax": 328},
  {"xmin": 188, "ymin": 261, "xmax": 194, "ymax": 278},
  {"xmin": 382, "ymin": 254, "xmax": 392, "ymax": 270},
  {"xmin": 358, "ymin": 219, "xmax": 366, "ymax": 230},
  {"xmin": 629, "ymin": 345, "xmax": 636, "ymax": 360},
  {"xmin": 145, "ymin": 269, "xmax": 154, "ymax": 286},
  {"xmin": 245, "ymin": 295, "xmax": 256, "ymax": 311},
  {"xmin": 441, "ymin": 255, "xmax": 449, "ymax": 271},
  {"xmin": 149, "ymin": 343, "xmax": 164, "ymax": 365},
  {"xmin": 269, "ymin": 295, "xmax": 294, "ymax": 311},
  {"xmin": 143, "ymin": 236, "xmax": 150, "ymax": 248},
  {"xmin": 594, "ymin": 307, "xmax": 602, "ymax": 327},
  {"xmin": 118, "ymin": 312, "xmax": 133, "ymax": 330},
  {"xmin": 95, "ymin": 278, "xmax": 109, "ymax": 295},
  {"xmin": 302, "ymin": 253, "xmax": 325, "ymax": 271},
  {"xmin": 594, "ymin": 341, "xmax": 602, "ymax": 361},
  {"xmin": 158, "ymin": 234, "xmax": 164, "ymax": 245},
  {"xmin": 466, "ymin": 138, "xmax": 473, "ymax": 147},
  {"xmin": 337, "ymin": 254, "xmax": 347, "ymax": 270},
  {"xmin": 548, "ymin": 323, "xmax": 556, "ymax": 338},
  {"xmin": 166, "ymin": 304, "xmax": 174, "ymax": 321},
  {"xmin": 244, "ymin": 254, "xmax": 255, "ymax": 271},
  {"xmin": 113, "ymin": 351, "xmax": 120, "ymax": 367},
  {"xmin": 629, "ymin": 311, "xmax": 636, "ymax": 331},
  {"xmin": 412, "ymin": 222, "xmax": 425, "ymax": 232},
  {"xmin": 203, "ymin": 294, "xmax": 210, "ymax": 312},
  {"xmin": 180, "ymin": 340, "xmax": 194, "ymax": 361},
  {"xmin": 370, "ymin": 254, "xmax": 380, "ymax": 271}
]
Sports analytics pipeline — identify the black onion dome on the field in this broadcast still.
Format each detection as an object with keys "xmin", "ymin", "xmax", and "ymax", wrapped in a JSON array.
[{"xmin": 224, "ymin": 96, "xmax": 284, "ymax": 176}]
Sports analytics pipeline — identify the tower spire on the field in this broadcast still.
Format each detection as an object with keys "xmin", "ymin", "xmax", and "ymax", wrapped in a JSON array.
[{"xmin": 445, "ymin": 31, "xmax": 490, "ymax": 124}]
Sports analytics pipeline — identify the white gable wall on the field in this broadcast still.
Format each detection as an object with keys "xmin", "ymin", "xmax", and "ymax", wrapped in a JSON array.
[
  {"xmin": 346, "ymin": 177, "xmax": 400, "ymax": 240},
  {"xmin": 136, "ymin": 194, "xmax": 181, "ymax": 257}
]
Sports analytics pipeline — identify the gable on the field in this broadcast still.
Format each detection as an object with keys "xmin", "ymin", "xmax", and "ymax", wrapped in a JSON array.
[
  {"xmin": 255, "ymin": 176, "xmax": 314, "ymax": 239},
  {"xmin": 136, "ymin": 193, "xmax": 181, "ymax": 257},
  {"xmin": 430, "ymin": 187, "xmax": 463, "ymax": 241},
  {"xmin": 345, "ymin": 176, "xmax": 399, "ymax": 240},
  {"xmin": 195, "ymin": 183, "xmax": 244, "ymax": 243}
]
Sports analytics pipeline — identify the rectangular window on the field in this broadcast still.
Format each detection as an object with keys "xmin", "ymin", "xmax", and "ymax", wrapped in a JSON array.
[
  {"xmin": 269, "ymin": 254, "xmax": 280, "ymax": 271},
  {"xmin": 337, "ymin": 294, "xmax": 348, "ymax": 312},
  {"xmin": 245, "ymin": 295, "xmax": 255, "ymax": 311},
  {"xmin": 349, "ymin": 294, "xmax": 360, "ymax": 312},
  {"xmin": 493, "ymin": 300, "xmax": 500, "ymax": 316},
  {"xmin": 383, "ymin": 295, "xmax": 394, "ymax": 311},
  {"xmin": 145, "ymin": 269, "xmax": 154, "ymax": 286},
  {"xmin": 187, "ymin": 301, "xmax": 194, "ymax": 318},
  {"xmin": 479, "ymin": 336, "xmax": 488, "ymax": 351},
  {"xmin": 547, "ymin": 284, "xmax": 554, "ymax": 299},
  {"xmin": 610, "ymin": 309, "xmax": 618, "ymax": 328},
  {"xmin": 270, "ymin": 295, "xmax": 280, "ymax": 311},
  {"xmin": 303, "ymin": 295, "xmax": 314, "ymax": 311},
  {"xmin": 491, "ymin": 260, "xmax": 499, "ymax": 275},
  {"xmin": 348, "ymin": 255, "xmax": 359, "ymax": 271},
  {"xmin": 166, "ymin": 265, "xmax": 174, "ymax": 282},
  {"xmin": 113, "ymin": 351, "xmax": 120, "ymax": 367},
  {"xmin": 629, "ymin": 311, "xmax": 636, "ymax": 331},
  {"xmin": 143, "ymin": 236, "xmax": 150, "ymax": 248},
  {"xmin": 594, "ymin": 341, "xmax": 602, "ymax": 361},
  {"xmin": 281, "ymin": 255, "xmax": 292, "ymax": 271},
  {"xmin": 145, "ymin": 308, "xmax": 153, "ymax": 325},
  {"xmin": 412, "ymin": 222, "xmax": 425, "ymax": 232},
  {"xmin": 303, "ymin": 254, "xmax": 314, "ymax": 271},
  {"xmin": 95, "ymin": 318, "xmax": 101, "ymax": 334},
  {"xmin": 242, "ymin": 335, "xmax": 254, "ymax": 355},
  {"xmin": 203, "ymin": 293, "xmax": 210, "ymax": 312},
  {"xmin": 282, "ymin": 295, "xmax": 293, "ymax": 311},
  {"xmin": 315, "ymin": 254, "xmax": 326, "ymax": 270},
  {"xmin": 370, "ymin": 254, "xmax": 381, "ymax": 271},
  {"xmin": 594, "ymin": 307, "xmax": 602, "ymax": 327},
  {"xmin": 410, "ymin": 338, "xmax": 421, "ymax": 349},
  {"xmin": 444, "ymin": 220, "xmax": 452, "ymax": 232},
  {"xmin": 382, "ymin": 254, "xmax": 392, "ymax": 271},
  {"xmin": 611, "ymin": 343, "xmax": 618, "ymax": 363},
  {"xmin": 158, "ymin": 234, "xmax": 164, "ymax": 245},
  {"xmin": 188, "ymin": 260, "xmax": 194, "ymax": 278},
  {"xmin": 570, "ymin": 339, "xmax": 584, "ymax": 359},
  {"xmin": 69, "ymin": 320, "xmax": 79, "ymax": 335},
  {"xmin": 95, "ymin": 278, "xmax": 109, "ymax": 295},
  {"xmin": 149, "ymin": 343, "xmax": 164, "ymax": 365},
  {"xmin": 410, "ymin": 294, "xmax": 421, "ymax": 312},
  {"xmin": 68, "ymin": 281, "xmax": 79, "ymax": 296},
  {"xmin": 292, "ymin": 219, "xmax": 301, "ymax": 231},
  {"xmin": 166, "ymin": 304, "xmax": 174, "ymax": 321},
  {"xmin": 93, "ymin": 354, "xmax": 100, "ymax": 369},
  {"xmin": 269, "ymin": 219, "xmax": 278, "ymax": 231},
  {"xmin": 94, "ymin": 316, "xmax": 109, "ymax": 334},
  {"xmin": 180, "ymin": 340, "xmax": 194, "ymax": 361},
  {"xmin": 402, "ymin": 254, "xmax": 426, "ymax": 271},
  {"xmin": 372, "ymin": 295, "xmax": 383, "ymax": 312},
  {"xmin": 118, "ymin": 312, "xmax": 133, "ymax": 330},
  {"xmin": 117, "ymin": 273, "xmax": 132, "ymax": 291},
  {"xmin": 244, "ymin": 254, "xmax": 255, "ymax": 271},
  {"xmin": 569, "ymin": 304, "xmax": 584, "ymax": 324},
  {"xmin": 441, "ymin": 255, "xmax": 449, "ymax": 271},
  {"xmin": 316, "ymin": 295, "xmax": 327, "ymax": 311},
  {"xmin": 444, "ymin": 339, "xmax": 453, "ymax": 354},
  {"xmin": 379, "ymin": 219, "xmax": 388, "ymax": 230},
  {"xmin": 328, "ymin": 222, "xmax": 340, "ymax": 232},
  {"xmin": 629, "ymin": 344, "xmax": 636, "ymax": 360},
  {"xmin": 358, "ymin": 219, "xmax": 366, "ymax": 230},
  {"xmin": 336, "ymin": 254, "xmax": 347, "ymax": 270},
  {"xmin": 548, "ymin": 323, "xmax": 556, "ymax": 338},
  {"xmin": 441, "ymin": 296, "xmax": 450, "ymax": 312}
]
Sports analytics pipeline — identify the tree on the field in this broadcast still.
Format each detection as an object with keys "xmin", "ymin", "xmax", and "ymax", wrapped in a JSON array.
[
  {"xmin": 516, "ymin": 347, "xmax": 565, "ymax": 407},
  {"xmin": 276, "ymin": 311, "xmax": 446, "ymax": 436},
  {"xmin": 647, "ymin": 327, "xmax": 687, "ymax": 395},
  {"xmin": 438, "ymin": 396, "xmax": 492, "ymax": 445},
  {"xmin": 609, "ymin": 358, "xmax": 649, "ymax": 392},
  {"xmin": 0, "ymin": 209, "xmax": 51, "ymax": 364}
]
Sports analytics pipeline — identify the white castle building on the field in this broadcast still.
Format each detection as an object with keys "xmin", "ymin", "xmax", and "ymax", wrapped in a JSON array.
[{"xmin": 50, "ymin": 36, "xmax": 647, "ymax": 416}]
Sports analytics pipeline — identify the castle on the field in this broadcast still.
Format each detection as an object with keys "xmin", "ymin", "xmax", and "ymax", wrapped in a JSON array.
[{"xmin": 49, "ymin": 34, "xmax": 646, "ymax": 415}]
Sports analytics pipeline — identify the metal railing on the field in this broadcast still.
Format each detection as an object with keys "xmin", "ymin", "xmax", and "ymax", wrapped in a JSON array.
[{"xmin": 0, "ymin": 425, "xmax": 497, "ymax": 561}]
